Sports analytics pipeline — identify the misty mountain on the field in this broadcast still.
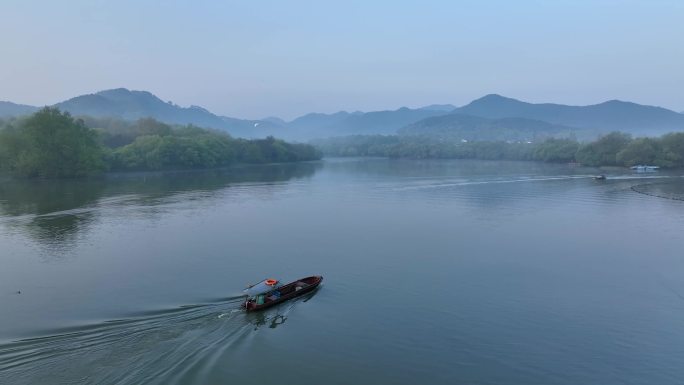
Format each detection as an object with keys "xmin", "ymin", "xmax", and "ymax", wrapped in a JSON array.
[
  {"xmin": 340, "ymin": 107, "xmax": 450, "ymax": 135},
  {"xmin": 1, "ymin": 89, "xmax": 294, "ymax": 138},
  {"xmin": 289, "ymin": 111, "xmax": 355, "ymax": 132},
  {"xmin": 455, "ymin": 94, "xmax": 684, "ymax": 136},
  {"xmin": 0, "ymin": 101, "xmax": 39, "ymax": 118},
  {"xmin": 51, "ymin": 88, "xmax": 284, "ymax": 138},
  {"xmin": 261, "ymin": 116, "xmax": 287, "ymax": 125},
  {"xmin": 55, "ymin": 88, "xmax": 229, "ymax": 127},
  {"xmin": 286, "ymin": 107, "xmax": 450, "ymax": 139},
  {"xmin": 219, "ymin": 116, "xmax": 285, "ymax": 138},
  {"xmin": 418, "ymin": 104, "xmax": 457, "ymax": 112},
  {"xmin": 3, "ymin": 89, "xmax": 684, "ymax": 140},
  {"xmin": 400, "ymin": 113, "xmax": 577, "ymax": 141}
]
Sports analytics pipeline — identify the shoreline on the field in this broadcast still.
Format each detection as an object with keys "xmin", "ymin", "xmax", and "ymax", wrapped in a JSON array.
[{"xmin": 0, "ymin": 159, "xmax": 323, "ymax": 181}]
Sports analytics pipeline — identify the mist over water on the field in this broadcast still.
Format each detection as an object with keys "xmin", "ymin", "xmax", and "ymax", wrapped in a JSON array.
[{"xmin": 2, "ymin": 159, "xmax": 684, "ymax": 384}]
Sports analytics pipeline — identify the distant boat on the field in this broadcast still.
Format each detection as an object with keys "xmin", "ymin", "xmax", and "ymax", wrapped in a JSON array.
[
  {"xmin": 593, "ymin": 175, "xmax": 606, "ymax": 180},
  {"xmin": 630, "ymin": 165, "xmax": 660, "ymax": 171},
  {"xmin": 243, "ymin": 276, "xmax": 323, "ymax": 312}
]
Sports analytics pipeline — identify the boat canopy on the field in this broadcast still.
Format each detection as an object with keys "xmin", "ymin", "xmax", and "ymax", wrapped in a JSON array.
[{"xmin": 244, "ymin": 278, "xmax": 281, "ymax": 297}]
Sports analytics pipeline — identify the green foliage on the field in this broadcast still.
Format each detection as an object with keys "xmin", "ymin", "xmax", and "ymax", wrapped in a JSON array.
[
  {"xmin": 111, "ymin": 133, "xmax": 232, "ymax": 170},
  {"xmin": 314, "ymin": 136, "xmax": 539, "ymax": 161},
  {"xmin": 0, "ymin": 110, "xmax": 321, "ymax": 178},
  {"xmin": 233, "ymin": 136, "xmax": 322, "ymax": 164},
  {"xmin": 575, "ymin": 132, "xmax": 631, "ymax": 166},
  {"xmin": 659, "ymin": 132, "xmax": 684, "ymax": 167},
  {"xmin": 314, "ymin": 131, "xmax": 684, "ymax": 168},
  {"xmin": 312, "ymin": 135, "xmax": 401, "ymax": 157},
  {"xmin": 0, "ymin": 108, "xmax": 105, "ymax": 177},
  {"xmin": 532, "ymin": 138, "xmax": 579, "ymax": 163},
  {"xmin": 108, "ymin": 130, "xmax": 322, "ymax": 172},
  {"xmin": 616, "ymin": 138, "xmax": 664, "ymax": 167},
  {"xmin": 90, "ymin": 117, "xmax": 174, "ymax": 148},
  {"xmin": 110, "ymin": 134, "xmax": 320, "ymax": 172}
]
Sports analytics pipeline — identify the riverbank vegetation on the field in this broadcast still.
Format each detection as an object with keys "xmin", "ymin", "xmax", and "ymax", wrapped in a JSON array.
[
  {"xmin": 0, "ymin": 108, "xmax": 321, "ymax": 178},
  {"xmin": 313, "ymin": 131, "xmax": 684, "ymax": 168}
]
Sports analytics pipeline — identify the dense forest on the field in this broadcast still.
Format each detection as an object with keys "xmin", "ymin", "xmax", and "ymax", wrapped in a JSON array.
[
  {"xmin": 0, "ymin": 108, "xmax": 321, "ymax": 178},
  {"xmin": 313, "ymin": 132, "xmax": 684, "ymax": 168}
]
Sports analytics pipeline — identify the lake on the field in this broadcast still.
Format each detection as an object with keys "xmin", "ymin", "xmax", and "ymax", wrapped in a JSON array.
[{"xmin": 1, "ymin": 158, "xmax": 684, "ymax": 385}]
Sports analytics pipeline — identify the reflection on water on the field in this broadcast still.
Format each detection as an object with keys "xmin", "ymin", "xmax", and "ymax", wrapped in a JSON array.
[
  {"xmin": 247, "ymin": 288, "xmax": 320, "ymax": 330},
  {"xmin": 0, "ymin": 289, "xmax": 322, "ymax": 385},
  {"xmin": 0, "ymin": 179, "xmax": 105, "ymax": 254},
  {"xmin": 2, "ymin": 159, "xmax": 684, "ymax": 385},
  {"xmin": 0, "ymin": 163, "xmax": 320, "ymax": 253}
]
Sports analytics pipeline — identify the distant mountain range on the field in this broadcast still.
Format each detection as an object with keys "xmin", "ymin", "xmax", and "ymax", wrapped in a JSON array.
[
  {"xmin": 0, "ymin": 89, "xmax": 450, "ymax": 139},
  {"xmin": 1, "ymin": 89, "xmax": 683, "ymax": 140},
  {"xmin": 454, "ymin": 94, "xmax": 684, "ymax": 135},
  {"xmin": 300, "ymin": 107, "xmax": 449, "ymax": 136}
]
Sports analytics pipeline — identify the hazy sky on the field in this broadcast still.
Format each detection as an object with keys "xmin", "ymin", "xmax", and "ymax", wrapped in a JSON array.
[{"xmin": 1, "ymin": 0, "xmax": 682, "ymax": 120}]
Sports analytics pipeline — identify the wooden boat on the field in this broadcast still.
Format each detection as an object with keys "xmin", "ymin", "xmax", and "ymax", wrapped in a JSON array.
[{"xmin": 243, "ymin": 276, "xmax": 323, "ymax": 312}]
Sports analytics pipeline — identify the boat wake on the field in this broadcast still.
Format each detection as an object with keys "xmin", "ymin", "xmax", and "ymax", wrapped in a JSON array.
[
  {"xmin": 388, "ymin": 175, "xmax": 596, "ymax": 191},
  {"xmin": 0, "ymin": 293, "xmax": 314, "ymax": 385}
]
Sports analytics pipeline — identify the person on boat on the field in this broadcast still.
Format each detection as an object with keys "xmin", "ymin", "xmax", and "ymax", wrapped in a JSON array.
[{"xmin": 295, "ymin": 281, "xmax": 308, "ymax": 291}]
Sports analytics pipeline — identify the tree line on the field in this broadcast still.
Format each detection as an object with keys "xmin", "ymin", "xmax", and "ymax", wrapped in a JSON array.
[
  {"xmin": 0, "ymin": 108, "xmax": 321, "ymax": 178},
  {"xmin": 313, "ymin": 132, "xmax": 684, "ymax": 167}
]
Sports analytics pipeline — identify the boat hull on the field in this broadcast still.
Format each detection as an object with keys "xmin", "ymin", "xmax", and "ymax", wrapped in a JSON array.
[{"xmin": 243, "ymin": 275, "xmax": 323, "ymax": 312}]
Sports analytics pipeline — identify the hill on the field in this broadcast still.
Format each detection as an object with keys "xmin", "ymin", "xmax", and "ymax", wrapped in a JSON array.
[
  {"xmin": 49, "ymin": 88, "xmax": 289, "ymax": 138},
  {"xmin": 455, "ymin": 94, "xmax": 684, "ymax": 136},
  {"xmin": 418, "ymin": 104, "xmax": 457, "ymax": 112},
  {"xmin": 285, "ymin": 107, "xmax": 450, "ymax": 139},
  {"xmin": 0, "ymin": 101, "xmax": 39, "ymax": 118},
  {"xmin": 2, "ymin": 89, "xmax": 287, "ymax": 138}
]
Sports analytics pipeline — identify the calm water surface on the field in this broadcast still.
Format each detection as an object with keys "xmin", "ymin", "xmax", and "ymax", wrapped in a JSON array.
[{"xmin": 1, "ymin": 159, "xmax": 684, "ymax": 384}]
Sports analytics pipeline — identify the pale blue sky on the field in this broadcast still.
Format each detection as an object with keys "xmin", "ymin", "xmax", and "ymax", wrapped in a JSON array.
[{"xmin": 1, "ymin": 0, "xmax": 682, "ymax": 119}]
